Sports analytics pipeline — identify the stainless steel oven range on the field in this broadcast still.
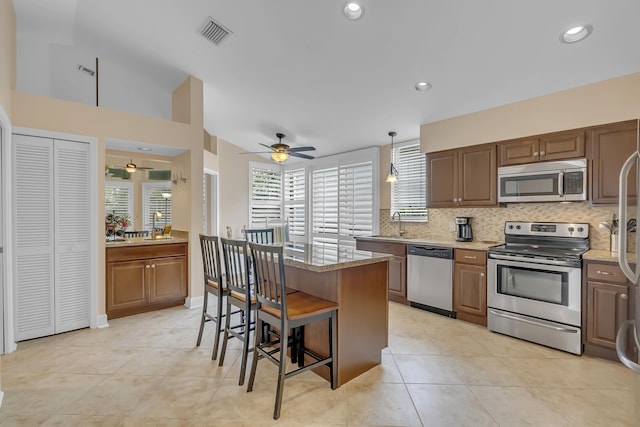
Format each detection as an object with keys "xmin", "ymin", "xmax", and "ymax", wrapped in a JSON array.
[{"xmin": 487, "ymin": 221, "xmax": 589, "ymax": 355}]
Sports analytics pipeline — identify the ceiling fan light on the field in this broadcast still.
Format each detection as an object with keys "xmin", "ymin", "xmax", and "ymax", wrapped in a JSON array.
[
  {"xmin": 125, "ymin": 163, "xmax": 137, "ymax": 173},
  {"xmin": 272, "ymin": 151, "xmax": 289, "ymax": 163}
]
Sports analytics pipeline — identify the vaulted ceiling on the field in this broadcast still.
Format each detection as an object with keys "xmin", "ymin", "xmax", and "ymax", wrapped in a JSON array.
[{"xmin": 13, "ymin": 0, "xmax": 640, "ymax": 158}]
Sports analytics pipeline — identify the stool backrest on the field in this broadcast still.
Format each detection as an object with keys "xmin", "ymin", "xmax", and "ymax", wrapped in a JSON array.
[
  {"xmin": 199, "ymin": 234, "xmax": 222, "ymax": 288},
  {"xmin": 248, "ymin": 242, "xmax": 287, "ymax": 313},
  {"xmin": 245, "ymin": 228, "xmax": 274, "ymax": 244},
  {"xmin": 220, "ymin": 238, "xmax": 251, "ymax": 296},
  {"xmin": 124, "ymin": 230, "xmax": 148, "ymax": 238}
]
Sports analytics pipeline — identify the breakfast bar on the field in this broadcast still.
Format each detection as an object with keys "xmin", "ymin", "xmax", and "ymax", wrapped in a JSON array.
[{"xmin": 281, "ymin": 242, "xmax": 392, "ymax": 387}]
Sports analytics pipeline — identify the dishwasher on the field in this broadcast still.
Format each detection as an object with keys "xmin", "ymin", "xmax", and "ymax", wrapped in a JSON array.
[{"xmin": 407, "ymin": 245, "xmax": 455, "ymax": 317}]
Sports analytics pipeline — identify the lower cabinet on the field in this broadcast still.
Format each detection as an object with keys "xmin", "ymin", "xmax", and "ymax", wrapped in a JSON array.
[
  {"xmin": 583, "ymin": 261, "xmax": 638, "ymax": 361},
  {"xmin": 453, "ymin": 249, "xmax": 487, "ymax": 326},
  {"xmin": 107, "ymin": 242, "xmax": 188, "ymax": 319},
  {"xmin": 355, "ymin": 239, "xmax": 407, "ymax": 304}
]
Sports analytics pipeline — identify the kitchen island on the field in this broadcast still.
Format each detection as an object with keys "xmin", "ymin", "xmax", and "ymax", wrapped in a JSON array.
[
  {"xmin": 280, "ymin": 242, "xmax": 392, "ymax": 387},
  {"xmin": 106, "ymin": 236, "xmax": 189, "ymax": 319}
]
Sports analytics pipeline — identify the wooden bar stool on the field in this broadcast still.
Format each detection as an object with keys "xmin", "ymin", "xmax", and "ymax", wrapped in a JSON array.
[
  {"xmin": 218, "ymin": 238, "xmax": 257, "ymax": 385},
  {"xmin": 246, "ymin": 242, "xmax": 338, "ymax": 420},
  {"xmin": 196, "ymin": 234, "xmax": 230, "ymax": 360},
  {"xmin": 245, "ymin": 228, "xmax": 274, "ymax": 244}
]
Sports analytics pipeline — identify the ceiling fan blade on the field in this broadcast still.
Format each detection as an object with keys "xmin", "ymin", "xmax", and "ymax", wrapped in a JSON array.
[
  {"xmin": 289, "ymin": 152, "xmax": 315, "ymax": 160},
  {"xmin": 288, "ymin": 146, "xmax": 316, "ymax": 152},
  {"xmin": 259, "ymin": 143, "xmax": 275, "ymax": 151},
  {"xmin": 137, "ymin": 166, "xmax": 154, "ymax": 170}
]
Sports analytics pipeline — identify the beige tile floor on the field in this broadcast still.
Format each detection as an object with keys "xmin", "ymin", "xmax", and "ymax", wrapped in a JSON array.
[{"xmin": 1, "ymin": 302, "xmax": 639, "ymax": 426}]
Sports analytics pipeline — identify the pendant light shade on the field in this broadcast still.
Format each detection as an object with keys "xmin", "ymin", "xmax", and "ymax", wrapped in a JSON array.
[{"xmin": 386, "ymin": 131, "xmax": 399, "ymax": 183}]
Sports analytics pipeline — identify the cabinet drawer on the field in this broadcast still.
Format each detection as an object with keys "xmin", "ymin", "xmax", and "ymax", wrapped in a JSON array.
[
  {"xmin": 356, "ymin": 240, "xmax": 406, "ymax": 256},
  {"xmin": 454, "ymin": 249, "xmax": 486, "ymax": 265},
  {"xmin": 586, "ymin": 263, "xmax": 628, "ymax": 284}
]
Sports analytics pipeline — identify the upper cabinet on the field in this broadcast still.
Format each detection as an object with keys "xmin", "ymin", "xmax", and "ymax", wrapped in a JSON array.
[
  {"xmin": 427, "ymin": 144, "xmax": 497, "ymax": 208},
  {"xmin": 498, "ymin": 129, "xmax": 585, "ymax": 166},
  {"xmin": 589, "ymin": 120, "xmax": 638, "ymax": 205}
]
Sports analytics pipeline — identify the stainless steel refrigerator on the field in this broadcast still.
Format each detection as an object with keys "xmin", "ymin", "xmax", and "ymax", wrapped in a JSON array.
[{"xmin": 616, "ymin": 120, "xmax": 640, "ymax": 421}]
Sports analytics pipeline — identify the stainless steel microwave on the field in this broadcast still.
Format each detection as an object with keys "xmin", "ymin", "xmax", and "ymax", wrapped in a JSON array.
[{"xmin": 498, "ymin": 159, "xmax": 587, "ymax": 203}]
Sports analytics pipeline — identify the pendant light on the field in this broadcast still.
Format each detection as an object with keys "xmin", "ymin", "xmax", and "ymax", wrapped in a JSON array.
[{"xmin": 386, "ymin": 131, "xmax": 399, "ymax": 183}]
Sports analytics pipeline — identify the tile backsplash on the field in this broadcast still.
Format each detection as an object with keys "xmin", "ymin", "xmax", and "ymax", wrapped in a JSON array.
[{"xmin": 380, "ymin": 202, "xmax": 635, "ymax": 251}]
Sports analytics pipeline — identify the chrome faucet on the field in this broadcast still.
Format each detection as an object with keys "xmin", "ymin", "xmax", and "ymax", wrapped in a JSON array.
[{"xmin": 391, "ymin": 211, "xmax": 405, "ymax": 236}]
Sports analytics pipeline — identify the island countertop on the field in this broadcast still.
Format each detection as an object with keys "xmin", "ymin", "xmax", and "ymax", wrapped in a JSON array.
[
  {"xmin": 105, "ymin": 236, "xmax": 189, "ymax": 247},
  {"xmin": 282, "ymin": 242, "xmax": 393, "ymax": 273}
]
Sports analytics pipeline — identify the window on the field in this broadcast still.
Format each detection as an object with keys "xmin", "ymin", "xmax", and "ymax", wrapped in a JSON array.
[
  {"xmin": 284, "ymin": 167, "xmax": 306, "ymax": 239},
  {"xmin": 390, "ymin": 141, "xmax": 427, "ymax": 221},
  {"xmin": 142, "ymin": 182, "xmax": 172, "ymax": 231},
  {"xmin": 249, "ymin": 163, "xmax": 282, "ymax": 228},
  {"xmin": 105, "ymin": 181, "xmax": 133, "ymax": 228}
]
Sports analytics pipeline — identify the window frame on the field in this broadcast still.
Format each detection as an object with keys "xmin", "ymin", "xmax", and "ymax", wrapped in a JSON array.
[
  {"xmin": 141, "ymin": 181, "xmax": 172, "ymax": 231},
  {"xmin": 248, "ymin": 161, "xmax": 283, "ymax": 229},
  {"xmin": 105, "ymin": 180, "xmax": 134, "ymax": 229}
]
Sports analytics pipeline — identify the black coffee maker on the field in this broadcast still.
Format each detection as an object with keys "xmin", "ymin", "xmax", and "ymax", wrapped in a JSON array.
[{"xmin": 455, "ymin": 217, "xmax": 473, "ymax": 242}]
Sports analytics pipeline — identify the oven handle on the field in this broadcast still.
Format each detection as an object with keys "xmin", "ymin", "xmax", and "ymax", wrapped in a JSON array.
[
  {"xmin": 489, "ymin": 310, "xmax": 578, "ymax": 333},
  {"xmin": 488, "ymin": 253, "xmax": 578, "ymax": 267}
]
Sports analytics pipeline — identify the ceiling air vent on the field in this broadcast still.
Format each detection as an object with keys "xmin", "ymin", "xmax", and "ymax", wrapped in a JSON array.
[{"xmin": 198, "ymin": 17, "xmax": 233, "ymax": 46}]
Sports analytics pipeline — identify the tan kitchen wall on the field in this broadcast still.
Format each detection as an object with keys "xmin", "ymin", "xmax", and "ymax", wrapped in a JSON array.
[
  {"xmin": 11, "ymin": 76, "xmax": 204, "ymax": 314},
  {"xmin": 217, "ymin": 138, "xmax": 266, "ymax": 239},
  {"xmin": 0, "ymin": 0, "xmax": 15, "ymax": 115},
  {"xmin": 421, "ymin": 72, "xmax": 640, "ymax": 153},
  {"xmin": 380, "ymin": 203, "xmax": 623, "ymax": 251}
]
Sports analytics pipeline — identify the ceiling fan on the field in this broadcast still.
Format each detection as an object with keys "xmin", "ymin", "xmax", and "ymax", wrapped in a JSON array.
[
  {"xmin": 117, "ymin": 158, "xmax": 154, "ymax": 173},
  {"xmin": 246, "ymin": 133, "xmax": 316, "ymax": 163}
]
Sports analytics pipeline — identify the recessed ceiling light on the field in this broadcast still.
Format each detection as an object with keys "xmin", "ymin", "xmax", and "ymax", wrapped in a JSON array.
[
  {"xmin": 415, "ymin": 81, "xmax": 432, "ymax": 92},
  {"xmin": 560, "ymin": 24, "xmax": 593, "ymax": 44},
  {"xmin": 137, "ymin": 147, "xmax": 152, "ymax": 152},
  {"xmin": 343, "ymin": 2, "xmax": 364, "ymax": 20}
]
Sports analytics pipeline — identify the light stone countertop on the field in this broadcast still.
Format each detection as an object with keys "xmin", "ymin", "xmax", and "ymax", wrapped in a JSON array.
[
  {"xmin": 105, "ymin": 236, "xmax": 189, "ymax": 247},
  {"xmin": 356, "ymin": 235, "xmax": 502, "ymax": 251},
  {"xmin": 282, "ymin": 242, "xmax": 393, "ymax": 273},
  {"xmin": 583, "ymin": 249, "xmax": 637, "ymax": 263}
]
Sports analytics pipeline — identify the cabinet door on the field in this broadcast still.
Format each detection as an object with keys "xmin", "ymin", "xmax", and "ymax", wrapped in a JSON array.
[
  {"xmin": 149, "ymin": 256, "xmax": 187, "ymax": 303},
  {"xmin": 388, "ymin": 255, "xmax": 407, "ymax": 301},
  {"xmin": 498, "ymin": 137, "xmax": 539, "ymax": 166},
  {"xmin": 539, "ymin": 129, "xmax": 585, "ymax": 162},
  {"xmin": 426, "ymin": 150, "xmax": 457, "ymax": 208},
  {"xmin": 590, "ymin": 120, "xmax": 638, "ymax": 204},
  {"xmin": 107, "ymin": 260, "xmax": 148, "ymax": 315},
  {"xmin": 459, "ymin": 145, "xmax": 497, "ymax": 206},
  {"xmin": 586, "ymin": 281, "xmax": 629, "ymax": 349},
  {"xmin": 453, "ymin": 263, "xmax": 486, "ymax": 318}
]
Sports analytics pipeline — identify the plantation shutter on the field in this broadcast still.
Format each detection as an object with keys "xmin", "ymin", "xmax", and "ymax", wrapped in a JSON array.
[
  {"xmin": 284, "ymin": 168, "xmax": 305, "ymax": 237},
  {"xmin": 54, "ymin": 139, "xmax": 90, "ymax": 333},
  {"xmin": 142, "ymin": 182, "xmax": 171, "ymax": 231},
  {"xmin": 249, "ymin": 164, "xmax": 282, "ymax": 228},
  {"xmin": 311, "ymin": 167, "xmax": 339, "ymax": 240},
  {"xmin": 391, "ymin": 142, "xmax": 427, "ymax": 221},
  {"xmin": 339, "ymin": 161, "xmax": 373, "ymax": 238},
  {"xmin": 105, "ymin": 181, "xmax": 133, "ymax": 225}
]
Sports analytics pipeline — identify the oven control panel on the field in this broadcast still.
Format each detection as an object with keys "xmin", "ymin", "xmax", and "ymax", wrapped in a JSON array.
[{"xmin": 504, "ymin": 221, "xmax": 589, "ymax": 238}]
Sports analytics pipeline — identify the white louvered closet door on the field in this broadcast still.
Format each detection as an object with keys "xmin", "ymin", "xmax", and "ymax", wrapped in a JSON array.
[
  {"xmin": 13, "ymin": 134, "xmax": 55, "ymax": 340},
  {"xmin": 54, "ymin": 139, "xmax": 90, "ymax": 333}
]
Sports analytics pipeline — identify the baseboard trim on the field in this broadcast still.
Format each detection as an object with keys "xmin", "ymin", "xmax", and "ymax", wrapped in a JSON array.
[
  {"xmin": 95, "ymin": 314, "xmax": 109, "ymax": 329},
  {"xmin": 185, "ymin": 295, "xmax": 204, "ymax": 309}
]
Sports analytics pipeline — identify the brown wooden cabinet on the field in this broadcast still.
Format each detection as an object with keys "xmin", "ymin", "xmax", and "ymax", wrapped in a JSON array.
[
  {"xmin": 106, "ymin": 242, "xmax": 188, "ymax": 319},
  {"xmin": 588, "ymin": 120, "xmax": 638, "ymax": 205},
  {"xmin": 453, "ymin": 249, "xmax": 487, "ymax": 326},
  {"xmin": 583, "ymin": 260, "xmax": 638, "ymax": 361},
  {"xmin": 355, "ymin": 239, "xmax": 407, "ymax": 304},
  {"xmin": 498, "ymin": 129, "xmax": 585, "ymax": 166},
  {"xmin": 427, "ymin": 144, "xmax": 497, "ymax": 208}
]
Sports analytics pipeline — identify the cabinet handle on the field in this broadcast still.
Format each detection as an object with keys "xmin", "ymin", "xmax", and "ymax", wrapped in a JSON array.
[
  {"xmin": 464, "ymin": 255, "xmax": 477, "ymax": 259},
  {"xmin": 621, "ymin": 293, "xmax": 628, "ymax": 300},
  {"xmin": 151, "ymin": 264, "xmax": 156, "ymax": 268},
  {"xmin": 533, "ymin": 151, "xmax": 539, "ymax": 157},
  {"xmin": 596, "ymin": 270, "xmax": 615, "ymax": 276},
  {"xmin": 480, "ymin": 272, "xmax": 485, "ymax": 277},
  {"xmin": 146, "ymin": 265, "xmax": 150, "ymax": 269},
  {"xmin": 540, "ymin": 151, "xmax": 546, "ymax": 156}
]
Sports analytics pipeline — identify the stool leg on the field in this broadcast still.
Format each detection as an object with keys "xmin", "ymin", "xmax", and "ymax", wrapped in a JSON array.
[
  {"xmin": 297, "ymin": 326, "xmax": 305, "ymax": 368},
  {"xmin": 238, "ymin": 307, "xmax": 251, "ymax": 385},
  {"xmin": 247, "ymin": 316, "xmax": 263, "ymax": 392},
  {"xmin": 273, "ymin": 325, "xmax": 287, "ymax": 420},
  {"xmin": 196, "ymin": 291, "xmax": 208, "ymax": 346},
  {"xmin": 218, "ymin": 299, "xmax": 232, "ymax": 367},
  {"xmin": 211, "ymin": 291, "xmax": 223, "ymax": 360}
]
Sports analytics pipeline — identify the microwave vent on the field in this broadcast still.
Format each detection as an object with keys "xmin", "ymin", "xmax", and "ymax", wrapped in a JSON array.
[{"xmin": 198, "ymin": 17, "xmax": 233, "ymax": 46}]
